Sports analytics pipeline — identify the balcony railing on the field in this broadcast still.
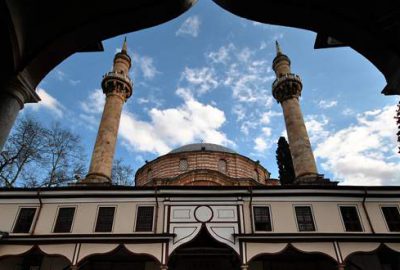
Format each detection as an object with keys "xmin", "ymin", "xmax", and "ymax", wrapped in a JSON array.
[
  {"xmin": 272, "ymin": 73, "xmax": 301, "ymax": 89},
  {"xmin": 103, "ymin": 71, "xmax": 133, "ymax": 87}
]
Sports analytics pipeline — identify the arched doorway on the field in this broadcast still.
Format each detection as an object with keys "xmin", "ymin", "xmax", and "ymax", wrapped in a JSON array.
[
  {"xmin": 168, "ymin": 227, "xmax": 241, "ymax": 270},
  {"xmin": 345, "ymin": 245, "xmax": 400, "ymax": 270},
  {"xmin": 249, "ymin": 245, "xmax": 337, "ymax": 270},
  {"xmin": 0, "ymin": 246, "xmax": 71, "ymax": 270},
  {"xmin": 78, "ymin": 245, "xmax": 160, "ymax": 270}
]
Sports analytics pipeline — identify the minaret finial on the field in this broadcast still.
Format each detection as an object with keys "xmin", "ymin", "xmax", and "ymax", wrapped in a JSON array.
[
  {"xmin": 122, "ymin": 37, "xmax": 128, "ymax": 53},
  {"xmin": 275, "ymin": 40, "xmax": 282, "ymax": 55}
]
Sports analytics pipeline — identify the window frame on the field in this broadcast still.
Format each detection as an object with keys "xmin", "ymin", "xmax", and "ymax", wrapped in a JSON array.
[
  {"xmin": 252, "ymin": 205, "xmax": 273, "ymax": 232},
  {"xmin": 52, "ymin": 206, "xmax": 77, "ymax": 233},
  {"xmin": 380, "ymin": 205, "xmax": 400, "ymax": 232},
  {"xmin": 134, "ymin": 205, "xmax": 156, "ymax": 233},
  {"xmin": 179, "ymin": 158, "xmax": 188, "ymax": 171},
  {"xmin": 338, "ymin": 205, "xmax": 364, "ymax": 232},
  {"xmin": 293, "ymin": 205, "xmax": 317, "ymax": 232},
  {"xmin": 93, "ymin": 205, "xmax": 117, "ymax": 233},
  {"xmin": 218, "ymin": 159, "xmax": 228, "ymax": 174},
  {"xmin": 12, "ymin": 206, "xmax": 38, "ymax": 234}
]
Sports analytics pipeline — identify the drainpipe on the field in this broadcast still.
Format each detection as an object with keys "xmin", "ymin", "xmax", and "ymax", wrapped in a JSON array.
[
  {"xmin": 248, "ymin": 187, "xmax": 254, "ymax": 234},
  {"xmin": 362, "ymin": 187, "xmax": 375, "ymax": 234},
  {"xmin": 31, "ymin": 188, "xmax": 43, "ymax": 235},
  {"xmin": 154, "ymin": 186, "xmax": 159, "ymax": 233}
]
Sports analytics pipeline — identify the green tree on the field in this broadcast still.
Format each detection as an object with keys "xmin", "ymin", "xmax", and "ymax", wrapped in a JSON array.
[{"xmin": 276, "ymin": 136, "xmax": 295, "ymax": 185}]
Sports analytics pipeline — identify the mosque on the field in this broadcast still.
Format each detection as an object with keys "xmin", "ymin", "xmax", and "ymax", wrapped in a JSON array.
[{"xmin": 0, "ymin": 40, "xmax": 399, "ymax": 270}]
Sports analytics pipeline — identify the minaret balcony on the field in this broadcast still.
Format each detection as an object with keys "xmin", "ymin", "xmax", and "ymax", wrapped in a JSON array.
[
  {"xmin": 103, "ymin": 71, "xmax": 133, "ymax": 87},
  {"xmin": 272, "ymin": 73, "xmax": 303, "ymax": 103},
  {"xmin": 272, "ymin": 73, "xmax": 302, "ymax": 90}
]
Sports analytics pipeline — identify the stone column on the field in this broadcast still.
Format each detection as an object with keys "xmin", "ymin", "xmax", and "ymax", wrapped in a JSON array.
[
  {"xmin": 0, "ymin": 74, "xmax": 40, "ymax": 150},
  {"xmin": 280, "ymin": 97, "xmax": 318, "ymax": 179},
  {"xmin": 85, "ymin": 91, "xmax": 126, "ymax": 183},
  {"xmin": 338, "ymin": 263, "xmax": 346, "ymax": 270},
  {"xmin": 160, "ymin": 264, "xmax": 168, "ymax": 270},
  {"xmin": 272, "ymin": 42, "xmax": 319, "ymax": 183},
  {"xmin": 240, "ymin": 264, "xmax": 249, "ymax": 270}
]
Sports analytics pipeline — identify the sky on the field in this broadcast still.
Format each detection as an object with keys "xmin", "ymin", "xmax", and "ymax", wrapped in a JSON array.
[{"xmin": 21, "ymin": 1, "xmax": 400, "ymax": 186}]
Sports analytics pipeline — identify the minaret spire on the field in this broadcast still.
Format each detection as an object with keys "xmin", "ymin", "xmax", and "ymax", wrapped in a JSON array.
[
  {"xmin": 275, "ymin": 40, "xmax": 282, "ymax": 55},
  {"xmin": 122, "ymin": 36, "xmax": 128, "ymax": 54},
  {"xmin": 271, "ymin": 43, "xmax": 329, "ymax": 185},
  {"xmin": 83, "ymin": 38, "xmax": 133, "ymax": 185}
]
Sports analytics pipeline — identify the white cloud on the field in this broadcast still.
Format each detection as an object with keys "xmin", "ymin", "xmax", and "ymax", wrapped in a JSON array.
[
  {"xmin": 80, "ymin": 89, "xmax": 105, "ymax": 114},
  {"xmin": 180, "ymin": 67, "xmax": 218, "ymax": 95},
  {"xmin": 260, "ymin": 110, "xmax": 282, "ymax": 125},
  {"xmin": 342, "ymin": 108, "xmax": 355, "ymax": 116},
  {"xmin": 314, "ymin": 105, "xmax": 400, "ymax": 185},
  {"xmin": 69, "ymin": 79, "xmax": 81, "ymax": 86},
  {"xmin": 54, "ymin": 70, "xmax": 66, "ymax": 81},
  {"xmin": 254, "ymin": 137, "xmax": 268, "ymax": 152},
  {"xmin": 207, "ymin": 44, "xmax": 233, "ymax": 64},
  {"xmin": 118, "ymin": 88, "xmax": 232, "ymax": 155},
  {"xmin": 318, "ymin": 99, "xmax": 338, "ymax": 109},
  {"xmin": 27, "ymin": 88, "xmax": 64, "ymax": 118},
  {"xmin": 176, "ymin": 16, "xmax": 201, "ymax": 38},
  {"xmin": 305, "ymin": 114, "xmax": 330, "ymax": 144},
  {"xmin": 132, "ymin": 54, "xmax": 160, "ymax": 80}
]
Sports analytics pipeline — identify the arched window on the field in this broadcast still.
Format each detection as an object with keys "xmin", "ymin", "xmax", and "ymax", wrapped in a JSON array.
[
  {"xmin": 179, "ymin": 159, "xmax": 188, "ymax": 171},
  {"xmin": 253, "ymin": 170, "xmax": 259, "ymax": 181},
  {"xmin": 218, "ymin": 159, "xmax": 227, "ymax": 173}
]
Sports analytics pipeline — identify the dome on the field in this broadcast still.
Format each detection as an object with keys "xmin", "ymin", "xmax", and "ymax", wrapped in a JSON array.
[{"xmin": 169, "ymin": 143, "xmax": 236, "ymax": 154}]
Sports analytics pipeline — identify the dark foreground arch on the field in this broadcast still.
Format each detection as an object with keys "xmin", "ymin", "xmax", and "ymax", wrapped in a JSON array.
[
  {"xmin": 168, "ymin": 227, "xmax": 241, "ymax": 270},
  {"xmin": 0, "ymin": 246, "xmax": 71, "ymax": 270},
  {"xmin": 249, "ymin": 244, "xmax": 338, "ymax": 270},
  {"xmin": 345, "ymin": 244, "xmax": 400, "ymax": 270},
  {"xmin": 213, "ymin": 0, "xmax": 400, "ymax": 96},
  {"xmin": 77, "ymin": 244, "xmax": 160, "ymax": 270}
]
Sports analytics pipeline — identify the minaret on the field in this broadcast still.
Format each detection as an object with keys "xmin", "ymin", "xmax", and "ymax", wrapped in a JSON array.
[
  {"xmin": 84, "ymin": 38, "xmax": 133, "ymax": 184},
  {"xmin": 271, "ymin": 42, "xmax": 320, "ymax": 184}
]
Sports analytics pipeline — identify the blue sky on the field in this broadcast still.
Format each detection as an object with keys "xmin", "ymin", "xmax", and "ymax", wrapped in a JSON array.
[{"xmin": 23, "ymin": 1, "xmax": 400, "ymax": 185}]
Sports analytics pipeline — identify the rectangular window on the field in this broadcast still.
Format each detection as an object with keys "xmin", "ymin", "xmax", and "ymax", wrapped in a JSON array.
[
  {"xmin": 253, "ymin": 206, "xmax": 272, "ymax": 231},
  {"xmin": 53, "ymin": 207, "xmax": 75, "ymax": 233},
  {"xmin": 13, "ymin": 208, "xmax": 37, "ymax": 233},
  {"xmin": 340, "ymin": 206, "xmax": 363, "ymax": 232},
  {"xmin": 295, "ymin": 206, "xmax": 315, "ymax": 231},
  {"xmin": 135, "ymin": 206, "xmax": 154, "ymax": 232},
  {"xmin": 382, "ymin": 206, "xmax": 400, "ymax": 232},
  {"xmin": 95, "ymin": 207, "xmax": 115, "ymax": 232}
]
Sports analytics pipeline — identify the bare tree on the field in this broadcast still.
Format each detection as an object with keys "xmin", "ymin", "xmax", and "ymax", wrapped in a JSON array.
[
  {"xmin": 0, "ymin": 118, "xmax": 87, "ymax": 188},
  {"xmin": 0, "ymin": 118, "xmax": 46, "ymax": 187},
  {"xmin": 41, "ymin": 123, "xmax": 86, "ymax": 187},
  {"xmin": 112, "ymin": 158, "xmax": 134, "ymax": 186}
]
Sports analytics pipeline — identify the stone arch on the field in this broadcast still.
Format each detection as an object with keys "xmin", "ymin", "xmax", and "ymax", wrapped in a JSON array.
[
  {"xmin": 248, "ymin": 243, "xmax": 338, "ymax": 270},
  {"xmin": 0, "ymin": 245, "xmax": 72, "ymax": 270},
  {"xmin": 77, "ymin": 244, "xmax": 161, "ymax": 270},
  {"xmin": 343, "ymin": 243, "xmax": 400, "ymax": 269},
  {"xmin": 168, "ymin": 226, "xmax": 241, "ymax": 270}
]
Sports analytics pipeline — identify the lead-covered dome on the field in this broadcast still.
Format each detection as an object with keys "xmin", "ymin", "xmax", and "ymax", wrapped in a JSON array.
[{"xmin": 169, "ymin": 143, "xmax": 236, "ymax": 154}]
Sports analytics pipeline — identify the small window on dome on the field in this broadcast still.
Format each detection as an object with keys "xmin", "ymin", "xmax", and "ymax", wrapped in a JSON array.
[
  {"xmin": 179, "ymin": 159, "xmax": 188, "ymax": 171},
  {"xmin": 147, "ymin": 169, "xmax": 152, "ymax": 181},
  {"xmin": 218, "ymin": 159, "xmax": 227, "ymax": 173},
  {"xmin": 253, "ymin": 170, "xmax": 259, "ymax": 181}
]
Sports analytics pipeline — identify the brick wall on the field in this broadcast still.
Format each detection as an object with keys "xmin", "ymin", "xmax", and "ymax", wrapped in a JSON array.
[{"xmin": 135, "ymin": 151, "xmax": 272, "ymax": 186}]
